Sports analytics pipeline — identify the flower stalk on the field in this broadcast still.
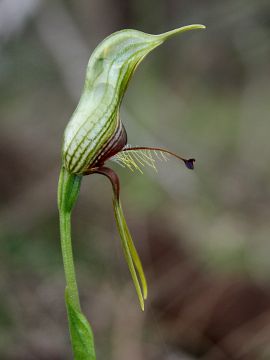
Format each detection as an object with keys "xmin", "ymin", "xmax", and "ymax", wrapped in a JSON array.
[
  {"xmin": 58, "ymin": 167, "xmax": 82, "ymax": 311},
  {"xmin": 58, "ymin": 168, "xmax": 96, "ymax": 359}
]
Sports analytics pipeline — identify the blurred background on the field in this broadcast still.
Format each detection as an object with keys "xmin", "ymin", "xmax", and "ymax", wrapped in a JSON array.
[{"xmin": 1, "ymin": 0, "xmax": 270, "ymax": 359}]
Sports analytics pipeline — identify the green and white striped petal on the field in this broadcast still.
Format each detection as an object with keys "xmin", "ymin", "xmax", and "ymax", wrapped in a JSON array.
[{"xmin": 62, "ymin": 25, "xmax": 205, "ymax": 175}]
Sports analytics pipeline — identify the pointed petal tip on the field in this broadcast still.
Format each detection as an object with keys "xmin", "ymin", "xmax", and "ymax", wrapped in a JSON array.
[
  {"xmin": 160, "ymin": 24, "xmax": 206, "ymax": 40},
  {"xmin": 181, "ymin": 24, "xmax": 206, "ymax": 30},
  {"xmin": 184, "ymin": 158, "xmax": 195, "ymax": 170},
  {"xmin": 141, "ymin": 288, "xmax": 147, "ymax": 310},
  {"xmin": 195, "ymin": 24, "xmax": 206, "ymax": 29}
]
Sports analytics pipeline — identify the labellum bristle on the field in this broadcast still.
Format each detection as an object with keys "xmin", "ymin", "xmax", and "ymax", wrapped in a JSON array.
[{"xmin": 113, "ymin": 146, "xmax": 195, "ymax": 172}]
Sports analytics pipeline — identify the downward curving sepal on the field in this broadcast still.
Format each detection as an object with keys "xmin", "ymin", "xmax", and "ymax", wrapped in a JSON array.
[
  {"xmin": 62, "ymin": 25, "xmax": 205, "ymax": 175},
  {"xmin": 86, "ymin": 166, "xmax": 148, "ymax": 310},
  {"xmin": 113, "ymin": 198, "xmax": 147, "ymax": 310}
]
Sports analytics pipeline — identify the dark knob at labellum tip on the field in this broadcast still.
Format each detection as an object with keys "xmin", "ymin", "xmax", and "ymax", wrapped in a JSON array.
[{"xmin": 184, "ymin": 158, "xmax": 195, "ymax": 170}]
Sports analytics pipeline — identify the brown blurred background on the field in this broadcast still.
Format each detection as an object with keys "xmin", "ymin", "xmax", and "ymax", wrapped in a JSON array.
[{"xmin": 1, "ymin": 0, "xmax": 270, "ymax": 359}]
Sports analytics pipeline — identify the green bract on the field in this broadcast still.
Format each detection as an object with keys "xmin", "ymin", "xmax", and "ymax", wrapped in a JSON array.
[{"xmin": 58, "ymin": 24, "xmax": 205, "ymax": 359}]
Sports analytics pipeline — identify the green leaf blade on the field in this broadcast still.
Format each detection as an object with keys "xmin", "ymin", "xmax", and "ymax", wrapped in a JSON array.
[{"xmin": 65, "ymin": 289, "xmax": 96, "ymax": 360}]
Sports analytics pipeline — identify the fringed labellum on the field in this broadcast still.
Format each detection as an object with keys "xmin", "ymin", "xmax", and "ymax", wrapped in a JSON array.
[{"xmin": 58, "ymin": 24, "xmax": 205, "ymax": 359}]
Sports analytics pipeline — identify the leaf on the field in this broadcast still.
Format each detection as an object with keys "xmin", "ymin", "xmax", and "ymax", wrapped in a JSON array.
[
  {"xmin": 65, "ymin": 289, "xmax": 96, "ymax": 360},
  {"xmin": 113, "ymin": 198, "xmax": 147, "ymax": 310}
]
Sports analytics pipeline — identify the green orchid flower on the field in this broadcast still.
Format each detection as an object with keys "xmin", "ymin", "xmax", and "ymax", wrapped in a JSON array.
[{"xmin": 58, "ymin": 24, "xmax": 205, "ymax": 359}]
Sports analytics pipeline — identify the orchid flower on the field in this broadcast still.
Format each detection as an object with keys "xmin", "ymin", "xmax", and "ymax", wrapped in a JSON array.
[{"xmin": 58, "ymin": 24, "xmax": 205, "ymax": 359}]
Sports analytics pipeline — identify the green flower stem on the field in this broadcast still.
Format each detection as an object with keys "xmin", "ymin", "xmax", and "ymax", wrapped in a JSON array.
[
  {"xmin": 59, "ymin": 210, "xmax": 81, "ymax": 310},
  {"xmin": 58, "ymin": 167, "xmax": 96, "ymax": 359},
  {"xmin": 58, "ymin": 167, "xmax": 82, "ymax": 310}
]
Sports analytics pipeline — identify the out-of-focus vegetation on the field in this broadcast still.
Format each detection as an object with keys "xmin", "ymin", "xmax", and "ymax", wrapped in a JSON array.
[{"xmin": 1, "ymin": 0, "xmax": 270, "ymax": 359}]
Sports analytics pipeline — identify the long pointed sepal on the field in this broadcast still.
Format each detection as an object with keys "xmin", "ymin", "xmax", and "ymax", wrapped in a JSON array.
[
  {"xmin": 87, "ymin": 167, "xmax": 148, "ymax": 310},
  {"xmin": 113, "ymin": 199, "xmax": 147, "ymax": 311}
]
